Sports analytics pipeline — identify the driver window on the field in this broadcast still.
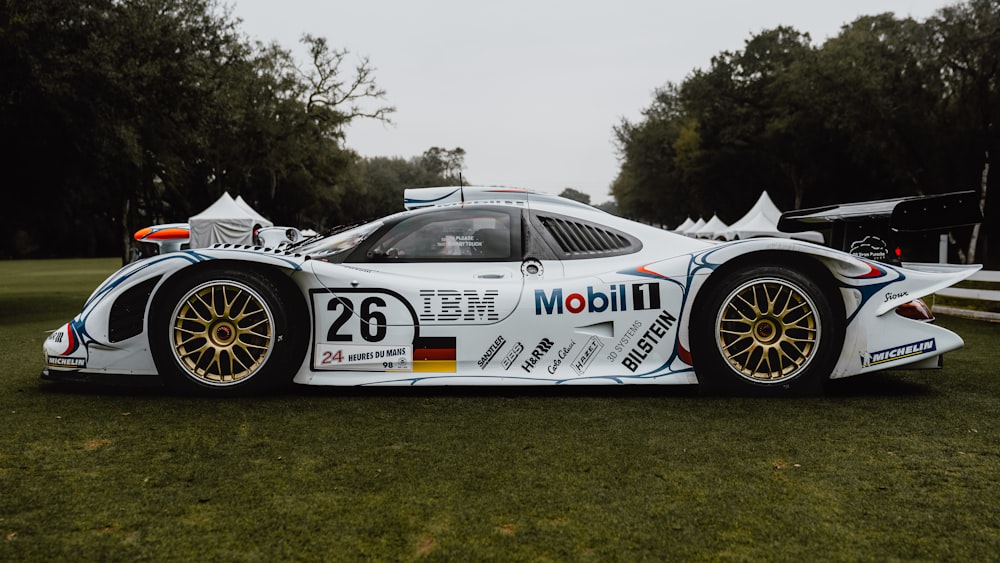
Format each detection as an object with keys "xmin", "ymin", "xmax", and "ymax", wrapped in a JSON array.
[{"xmin": 366, "ymin": 209, "xmax": 513, "ymax": 261}]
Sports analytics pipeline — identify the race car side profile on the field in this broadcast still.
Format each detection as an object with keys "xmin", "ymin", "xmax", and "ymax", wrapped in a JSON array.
[{"xmin": 42, "ymin": 186, "xmax": 982, "ymax": 396}]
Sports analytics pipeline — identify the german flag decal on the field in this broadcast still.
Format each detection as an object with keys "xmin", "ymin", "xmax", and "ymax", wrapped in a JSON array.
[{"xmin": 413, "ymin": 336, "xmax": 457, "ymax": 373}]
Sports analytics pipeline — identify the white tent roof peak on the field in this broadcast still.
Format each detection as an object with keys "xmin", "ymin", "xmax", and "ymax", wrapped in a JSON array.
[
  {"xmin": 682, "ymin": 217, "xmax": 706, "ymax": 236},
  {"xmin": 722, "ymin": 209, "xmax": 825, "ymax": 244},
  {"xmin": 673, "ymin": 217, "xmax": 695, "ymax": 232},
  {"xmin": 190, "ymin": 192, "xmax": 238, "ymax": 219},
  {"xmin": 731, "ymin": 211, "xmax": 776, "ymax": 236},
  {"xmin": 730, "ymin": 191, "xmax": 782, "ymax": 231},
  {"xmin": 189, "ymin": 191, "xmax": 272, "ymax": 248},
  {"xmin": 695, "ymin": 214, "xmax": 729, "ymax": 238},
  {"xmin": 235, "ymin": 195, "xmax": 269, "ymax": 223},
  {"xmin": 718, "ymin": 191, "xmax": 824, "ymax": 244}
]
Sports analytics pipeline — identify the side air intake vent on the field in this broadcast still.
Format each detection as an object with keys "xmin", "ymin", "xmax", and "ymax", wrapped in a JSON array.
[
  {"xmin": 109, "ymin": 276, "xmax": 161, "ymax": 343},
  {"xmin": 536, "ymin": 215, "xmax": 639, "ymax": 258}
]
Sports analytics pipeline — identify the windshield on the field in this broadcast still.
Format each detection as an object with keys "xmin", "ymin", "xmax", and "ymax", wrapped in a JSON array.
[{"xmin": 295, "ymin": 221, "xmax": 384, "ymax": 259}]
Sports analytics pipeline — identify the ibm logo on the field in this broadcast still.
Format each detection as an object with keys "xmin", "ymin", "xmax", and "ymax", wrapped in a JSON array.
[{"xmin": 419, "ymin": 289, "xmax": 499, "ymax": 322}]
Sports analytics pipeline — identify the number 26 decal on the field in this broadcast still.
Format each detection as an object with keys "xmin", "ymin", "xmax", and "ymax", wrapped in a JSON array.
[{"xmin": 326, "ymin": 296, "xmax": 388, "ymax": 343}]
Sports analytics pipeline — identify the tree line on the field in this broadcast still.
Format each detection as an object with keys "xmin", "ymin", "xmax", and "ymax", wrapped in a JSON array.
[
  {"xmin": 612, "ymin": 0, "xmax": 998, "ymax": 265},
  {"xmin": 3, "ymin": 0, "xmax": 997, "ymax": 265},
  {"xmin": 0, "ymin": 0, "xmax": 464, "ymax": 259}
]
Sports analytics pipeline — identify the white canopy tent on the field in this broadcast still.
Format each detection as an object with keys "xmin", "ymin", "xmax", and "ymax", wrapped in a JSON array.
[
  {"xmin": 673, "ymin": 217, "xmax": 695, "ymax": 233},
  {"xmin": 721, "ymin": 191, "xmax": 824, "ymax": 244},
  {"xmin": 726, "ymin": 210, "xmax": 783, "ymax": 239},
  {"xmin": 189, "ymin": 192, "xmax": 273, "ymax": 248},
  {"xmin": 722, "ymin": 191, "xmax": 782, "ymax": 239},
  {"xmin": 235, "ymin": 195, "xmax": 270, "ymax": 225},
  {"xmin": 681, "ymin": 217, "xmax": 706, "ymax": 236},
  {"xmin": 694, "ymin": 214, "xmax": 729, "ymax": 239}
]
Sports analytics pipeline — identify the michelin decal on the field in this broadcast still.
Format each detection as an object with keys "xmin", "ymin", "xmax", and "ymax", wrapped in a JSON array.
[{"xmin": 861, "ymin": 339, "xmax": 937, "ymax": 368}]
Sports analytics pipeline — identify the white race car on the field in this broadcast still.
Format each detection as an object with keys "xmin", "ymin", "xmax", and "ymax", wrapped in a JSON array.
[{"xmin": 42, "ymin": 187, "xmax": 981, "ymax": 396}]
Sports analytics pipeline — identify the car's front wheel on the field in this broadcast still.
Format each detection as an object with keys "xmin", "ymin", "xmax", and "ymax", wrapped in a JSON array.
[
  {"xmin": 150, "ymin": 267, "xmax": 305, "ymax": 395},
  {"xmin": 692, "ymin": 264, "xmax": 843, "ymax": 396}
]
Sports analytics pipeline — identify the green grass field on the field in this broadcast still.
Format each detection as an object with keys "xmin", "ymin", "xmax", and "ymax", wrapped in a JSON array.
[{"xmin": 2, "ymin": 258, "xmax": 999, "ymax": 561}]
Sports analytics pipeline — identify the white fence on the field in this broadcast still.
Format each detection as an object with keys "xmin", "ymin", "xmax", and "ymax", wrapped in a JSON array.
[
  {"xmin": 934, "ymin": 269, "xmax": 1000, "ymax": 322},
  {"xmin": 936, "ymin": 270, "xmax": 1000, "ymax": 301}
]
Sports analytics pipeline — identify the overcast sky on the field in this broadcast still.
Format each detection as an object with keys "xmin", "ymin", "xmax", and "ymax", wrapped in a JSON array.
[{"xmin": 232, "ymin": 0, "xmax": 951, "ymax": 204}]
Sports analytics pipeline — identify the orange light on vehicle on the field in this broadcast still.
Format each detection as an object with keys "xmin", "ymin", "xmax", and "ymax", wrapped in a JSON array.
[{"xmin": 134, "ymin": 227, "xmax": 190, "ymax": 242}]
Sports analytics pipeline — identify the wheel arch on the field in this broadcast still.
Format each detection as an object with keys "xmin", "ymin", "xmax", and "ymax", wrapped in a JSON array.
[
  {"xmin": 691, "ymin": 249, "xmax": 843, "ymax": 323},
  {"xmin": 152, "ymin": 259, "xmax": 308, "ymax": 317}
]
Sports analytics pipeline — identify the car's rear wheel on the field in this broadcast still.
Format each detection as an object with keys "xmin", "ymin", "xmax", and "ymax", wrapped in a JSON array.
[
  {"xmin": 150, "ymin": 267, "xmax": 305, "ymax": 395},
  {"xmin": 692, "ymin": 264, "xmax": 843, "ymax": 396}
]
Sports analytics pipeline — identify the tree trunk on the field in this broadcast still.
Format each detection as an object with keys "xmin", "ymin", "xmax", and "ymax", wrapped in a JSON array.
[
  {"xmin": 121, "ymin": 198, "xmax": 131, "ymax": 266},
  {"xmin": 967, "ymin": 151, "xmax": 989, "ymax": 264},
  {"xmin": 779, "ymin": 161, "xmax": 804, "ymax": 209}
]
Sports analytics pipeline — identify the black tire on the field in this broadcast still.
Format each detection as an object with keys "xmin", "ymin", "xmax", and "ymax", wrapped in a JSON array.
[
  {"xmin": 691, "ymin": 264, "xmax": 844, "ymax": 396},
  {"xmin": 150, "ymin": 267, "xmax": 306, "ymax": 396}
]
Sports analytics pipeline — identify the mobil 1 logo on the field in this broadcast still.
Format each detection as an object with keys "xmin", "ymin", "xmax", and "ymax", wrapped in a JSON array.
[{"xmin": 534, "ymin": 282, "xmax": 661, "ymax": 315}]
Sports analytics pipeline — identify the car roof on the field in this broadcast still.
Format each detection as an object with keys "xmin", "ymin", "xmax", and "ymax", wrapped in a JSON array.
[{"xmin": 403, "ymin": 186, "xmax": 596, "ymax": 213}]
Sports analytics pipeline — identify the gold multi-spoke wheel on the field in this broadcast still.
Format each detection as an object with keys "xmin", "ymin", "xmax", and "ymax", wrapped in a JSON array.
[
  {"xmin": 715, "ymin": 278, "xmax": 820, "ymax": 384},
  {"xmin": 151, "ymin": 268, "xmax": 307, "ymax": 395},
  {"xmin": 693, "ymin": 264, "xmax": 842, "ymax": 396},
  {"xmin": 170, "ymin": 280, "xmax": 275, "ymax": 386}
]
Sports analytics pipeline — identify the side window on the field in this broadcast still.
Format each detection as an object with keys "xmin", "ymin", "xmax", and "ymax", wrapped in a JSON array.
[{"xmin": 360, "ymin": 208, "xmax": 517, "ymax": 262}]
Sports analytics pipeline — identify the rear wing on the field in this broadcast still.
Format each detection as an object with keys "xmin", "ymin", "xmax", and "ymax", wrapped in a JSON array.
[{"xmin": 777, "ymin": 191, "xmax": 982, "ymax": 263}]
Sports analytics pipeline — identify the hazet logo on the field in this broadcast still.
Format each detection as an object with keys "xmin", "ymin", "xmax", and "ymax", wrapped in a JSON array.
[
  {"xmin": 572, "ymin": 336, "xmax": 603, "ymax": 375},
  {"xmin": 534, "ymin": 283, "xmax": 660, "ymax": 315},
  {"xmin": 861, "ymin": 338, "xmax": 936, "ymax": 368}
]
